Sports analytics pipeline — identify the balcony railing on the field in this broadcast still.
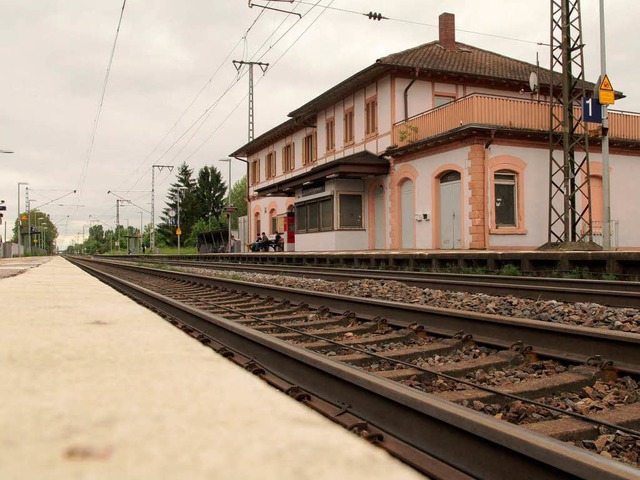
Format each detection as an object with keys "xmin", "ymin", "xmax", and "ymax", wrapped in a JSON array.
[{"xmin": 392, "ymin": 93, "xmax": 640, "ymax": 147}]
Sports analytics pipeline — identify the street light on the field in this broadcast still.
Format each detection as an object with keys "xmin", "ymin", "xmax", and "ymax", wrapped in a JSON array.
[
  {"xmin": 26, "ymin": 198, "xmax": 37, "ymax": 254},
  {"xmin": 176, "ymin": 186, "xmax": 188, "ymax": 255},
  {"xmin": 17, "ymin": 182, "xmax": 28, "ymax": 257},
  {"xmin": 41, "ymin": 226, "xmax": 48, "ymax": 255},
  {"xmin": 219, "ymin": 158, "xmax": 233, "ymax": 252}
]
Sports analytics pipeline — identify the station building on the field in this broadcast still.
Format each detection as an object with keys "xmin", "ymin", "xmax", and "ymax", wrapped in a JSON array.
[{"xmin": 230, "ymin": 13, "xmax": 640, "ymax": 252}]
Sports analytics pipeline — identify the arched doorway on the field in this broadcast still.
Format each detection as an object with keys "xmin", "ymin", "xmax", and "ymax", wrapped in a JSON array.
[
  {"xmin": 400, "ymin": 179, "xmax": 415, "ymax": 249},
  {"xmin": 439, "ymin": 171, "xmax": 461, "ymax": 249},
  {"xmin": 373, "ymin": 185, "xmax": 385, "ymax": 249}
]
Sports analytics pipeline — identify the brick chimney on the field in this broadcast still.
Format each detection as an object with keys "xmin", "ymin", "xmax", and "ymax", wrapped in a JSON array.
[{"xmin": 439, "ymin": 12, "xmax": 455, "ymax": 50}]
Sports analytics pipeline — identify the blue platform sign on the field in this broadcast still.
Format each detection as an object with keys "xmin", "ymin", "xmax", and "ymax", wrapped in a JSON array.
[{"xmin": 583, "ymin": 97, "xmax": 603, "ymax": 123}]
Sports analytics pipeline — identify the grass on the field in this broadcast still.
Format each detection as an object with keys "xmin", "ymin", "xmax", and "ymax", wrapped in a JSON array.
[
  {"xmin": 151, "ymin": 247, "xmax": 198, "ymax": 255},
  {"xmin": 497, "ymin": 263, "xmax": 521, "ymax": 276}
]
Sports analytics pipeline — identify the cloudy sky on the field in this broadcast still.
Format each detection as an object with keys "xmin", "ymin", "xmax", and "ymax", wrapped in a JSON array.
[{"xmin": 1, "ymin": 0, "xmax": 638, "ymax": 249}]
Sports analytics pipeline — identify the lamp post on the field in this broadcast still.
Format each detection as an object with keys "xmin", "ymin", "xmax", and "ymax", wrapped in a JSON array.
[
  {"xmin": 17, "ymin": 181, "xmax": 28, "ymax": 257},
  {"xmin": 35, "ymin": 215, "xmax": 45, "ymax": 254},
  {"xmin": 219, "ymin": 158, "xmax": 233, "ymax": 252},
  {"xmin": 26, "ymin": 197, "xmax": 37, "ymax": 254},
  {"xmin": 41, "ymin": 226, "xmax": 48, "ymax": 254},
  {"xmin": 176, "ymin": 186, "xmax": 188, "ymax": 255}
]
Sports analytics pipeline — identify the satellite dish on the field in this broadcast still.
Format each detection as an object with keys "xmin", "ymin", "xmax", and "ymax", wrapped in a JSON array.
[{"xmin": 529, "ymin": 72, "xmax": 538, "ymax": 93}]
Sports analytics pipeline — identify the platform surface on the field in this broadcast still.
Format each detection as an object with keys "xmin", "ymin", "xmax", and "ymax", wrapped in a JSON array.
[{"xmin": 0, "ymin": 256, "xmax": 425, "ymax": 479}]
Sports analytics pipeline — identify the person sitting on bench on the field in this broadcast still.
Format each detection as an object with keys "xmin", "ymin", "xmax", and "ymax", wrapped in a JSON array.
[
  {"xmin": 260, "ymin": 232, "xmax": 270, "ymax": 251},
  {"xmin": 272, "ymin": 233, "xmax": 283, "ymax": 251}
]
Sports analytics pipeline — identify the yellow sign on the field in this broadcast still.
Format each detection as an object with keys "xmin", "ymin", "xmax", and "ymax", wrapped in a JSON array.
[
  {"xmin": 176, "ymin": 227, "xmax": 182, "ymax": 236},
  {"xmin": 21, "ymin": 215, "xmax": 27, "ymax": 221},
  {"xmin": 599, "ymin": 74, "xmax": 615, "ymax": 105}
]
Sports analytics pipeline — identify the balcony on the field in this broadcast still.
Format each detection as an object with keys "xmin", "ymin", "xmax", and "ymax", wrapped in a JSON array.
[{"xmin": 392, "ymin": 93, "xmax": 640, "ymax": 148}]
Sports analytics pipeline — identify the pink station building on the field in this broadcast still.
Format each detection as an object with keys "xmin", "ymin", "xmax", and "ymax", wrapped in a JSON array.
[{"xmin": 230, "ymin": 13, "xmax": 640, "ymax": 252}]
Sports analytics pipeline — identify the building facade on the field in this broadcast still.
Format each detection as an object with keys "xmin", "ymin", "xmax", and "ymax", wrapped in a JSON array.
[{"xmin": 231, "ymin": 13, "xmax": 640, "ymax": 251}]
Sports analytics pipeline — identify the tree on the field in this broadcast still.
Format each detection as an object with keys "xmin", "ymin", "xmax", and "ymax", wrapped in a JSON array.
[
  {"xmin": 157, "ymin": 162, "xmax": 197, "ymax": 246},
  {"xmin": 229, "ymin": 175, "xmax": 248, "ymax": 229},
  {"xmin": 11, "ymin": 210, "xmax": 59, "ymax": 255},
  {"xmin": 195, "ymin": 165, "xmax": 227, "ymax": 226}
]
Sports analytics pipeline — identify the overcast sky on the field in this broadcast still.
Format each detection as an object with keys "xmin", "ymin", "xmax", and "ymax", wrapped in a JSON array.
[{"xmin": 1, "ymin": 0, "xmax": 638, "ymax": 249}]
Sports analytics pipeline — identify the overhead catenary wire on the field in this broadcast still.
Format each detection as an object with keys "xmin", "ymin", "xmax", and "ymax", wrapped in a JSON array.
[
  {"xmin": 179, "ymin": 0, "xmax": 333, "ymax": 165},
  {"xmin": 155, "ymin": 0, "xmax": 322, "ymax": 187},
  {"xmin": 113, "ymin": 5, "xmax": 287, "ymax": 201},
  {"xmin": 119, "ymin": 7, "xmax": 271, "ymax": 192},
  {"xmin": 292, "ymin": 0, "xmax": 547, "ymax": 46},
  {"xmin": 76, "ymin": 0, "xmax": 128, "ymax": 195}
]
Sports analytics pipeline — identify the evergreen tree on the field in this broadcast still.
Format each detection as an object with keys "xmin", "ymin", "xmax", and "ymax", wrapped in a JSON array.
[
  {"xmin": 195, "ymin": 165, "xmax": 227, "ymax": 227},
  {"xmin": 157, "ymin": 162, "xmax": 197, "ymax": 246}
]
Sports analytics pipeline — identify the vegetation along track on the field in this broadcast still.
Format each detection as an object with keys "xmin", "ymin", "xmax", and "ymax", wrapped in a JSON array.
[
  {"xmin": 127, "ymin": 256, "xmax": 640, "ymax": 309},
  {"xmin": 69, "ymin": 256, "xmax": 640, "ymax": 480}
]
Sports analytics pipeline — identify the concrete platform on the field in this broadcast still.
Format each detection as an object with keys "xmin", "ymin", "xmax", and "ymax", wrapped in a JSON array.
[{"xmin": 0, "ymin": 256, "xmax": 425, "ymax": 479}]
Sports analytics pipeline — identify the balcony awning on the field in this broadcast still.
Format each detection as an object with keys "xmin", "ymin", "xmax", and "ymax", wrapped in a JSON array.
[{"xmin": 254, "ymin": 150, "xmax": 389, "ymax": 197}]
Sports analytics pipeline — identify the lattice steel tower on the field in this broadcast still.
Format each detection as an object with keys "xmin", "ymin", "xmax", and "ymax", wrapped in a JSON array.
[
  {"xmin": 545, "ymin": 0, "xmax": 595, "ymax": 248},
  {"xmin": 233, "ymin": 60, "xmax": 269, "ymax": 142}
]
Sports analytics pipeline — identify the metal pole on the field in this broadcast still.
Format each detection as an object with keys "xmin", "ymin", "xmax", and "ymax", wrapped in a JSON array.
[
  {"xmin": 177, "ymin": 192, "xmax": 181, "ymax": 255},
  {"xmin": 17, "ymin": 182, "xmax": 27, "ymax": 257},
  {"xmin": 116, "ymin": 200, "xmax": 120, "ymax": 252},
  {"xmin": 227, "ymin": 160, "xmax": 232, "ymax": 252},
  {"xmin": 26, "ymin": 188, "xmax": 31, "ymax": 255},
  {"xmin": 151, "ymin": 167, "xmax": 155, "ymax": 251},
  {"xmin": 600, "ymin": 0, "xmax": 611, "ymax": 250},
  {"xmin": 139, "ymin": 211, "xmax": 143, "ymax": 253},
  {"xmin": 151, "ymin": 164, "xmax": 174, "ymax": 253}
]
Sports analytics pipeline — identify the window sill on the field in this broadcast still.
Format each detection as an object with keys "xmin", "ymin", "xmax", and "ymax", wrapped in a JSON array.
[
  {"xmin": 364, "ymin": 132, "xmax": 378, "ymax": 139},
  {"xmin": 344, "ymin": 140, "xmax": 355, "ymax": 147},
  {"xmin": 490, "ymin": 227, "xmax": 528, "ymax": 235}
]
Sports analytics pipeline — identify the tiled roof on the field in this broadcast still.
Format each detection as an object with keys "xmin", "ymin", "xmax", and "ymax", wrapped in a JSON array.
[{"xmin": 377, "ymin": 40, "xmax": 552, "ymax": 85}]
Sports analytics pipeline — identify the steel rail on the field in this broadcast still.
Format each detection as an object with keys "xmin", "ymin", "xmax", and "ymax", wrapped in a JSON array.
[
  {"xmin": 127, "ymin": 257, "xmax": 640, "ymax": 308},
  {"xmin": 69, "ymin": 257, "xmax": 640, "ymax": 480},
  {"xmin": 86, "ymin": 257, "xmax": 640, "ymax": 375}
]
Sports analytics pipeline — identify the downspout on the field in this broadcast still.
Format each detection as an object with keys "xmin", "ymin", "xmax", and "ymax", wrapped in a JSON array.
[
  {"xmin": 403, "ymin": 68, "xmax": 420, "ymax": 120},
  {"xmin": 484, "ymin": 131, "xmax": 496, "ymax": 250}
]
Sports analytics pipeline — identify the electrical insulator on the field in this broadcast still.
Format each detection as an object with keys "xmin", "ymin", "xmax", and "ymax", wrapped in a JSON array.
[{"xmin": 367, "ymin": 11, "xmax": 383, "ymax": 21}]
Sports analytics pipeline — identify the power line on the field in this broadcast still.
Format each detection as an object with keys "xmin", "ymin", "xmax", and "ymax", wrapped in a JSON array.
[{"xmin": 76, "ymin": 0, "xmax": 128, "ymax": 194}]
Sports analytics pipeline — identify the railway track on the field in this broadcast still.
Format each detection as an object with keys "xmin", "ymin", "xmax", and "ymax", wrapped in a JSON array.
[
  {"xmin": 124, "ymin": 256, "xmax": 640, "ymax": 308},
  {"xmin": 69, "ymin": 256, "xmax": 640, "ymax": 479}
]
